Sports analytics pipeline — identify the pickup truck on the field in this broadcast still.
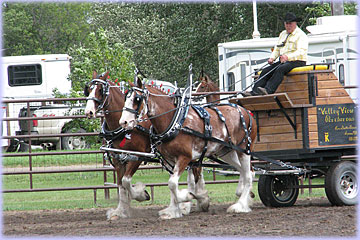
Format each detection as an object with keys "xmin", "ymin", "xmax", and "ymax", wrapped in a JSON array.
[{"xmin": 16, "ymin": 103, "xmax": 88, "ymax": 151}]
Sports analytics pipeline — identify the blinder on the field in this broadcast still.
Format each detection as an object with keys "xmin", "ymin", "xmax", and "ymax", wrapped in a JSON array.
[
  {"xmin": 123, "ymin": 87, "xmax": 148, "ymax": 120},
  {"xmin": 85, "ymin": 77, "xmax": 111, "ymax": 110}
]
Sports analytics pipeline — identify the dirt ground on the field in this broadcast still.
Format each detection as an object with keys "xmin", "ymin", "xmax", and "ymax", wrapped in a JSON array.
[{"xmin": 3, "ymin": 197, "xmax": 357, "ymax": 237}]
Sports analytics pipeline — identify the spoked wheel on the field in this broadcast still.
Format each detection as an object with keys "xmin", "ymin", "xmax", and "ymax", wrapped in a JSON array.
[
  {"xmin": 258, "ymin": 174, "xmax": 299, "ymax": 207},
  {"xmin": 325, "ymin": 161, "xmax": 358, "ymax": 206}
]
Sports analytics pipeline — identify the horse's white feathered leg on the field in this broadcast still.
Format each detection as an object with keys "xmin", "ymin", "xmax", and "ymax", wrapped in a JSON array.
[
  {"xmin": 122, "ymin": 176, "xmax": 150, "ymax": 202},
  {"xmin": 194, "ymin": 169, "xmax": 210, "ymax": 212},
  {"xmin": 106, "ymin": 186, "xmax": 131, "ymax": 220},
  {"xmin": 159, "ymin": 166, "xmax": 195, "ymax": 219},
  {"xmin": 222, "ymin": 151, "xmax": 252, "ymax": 213}
]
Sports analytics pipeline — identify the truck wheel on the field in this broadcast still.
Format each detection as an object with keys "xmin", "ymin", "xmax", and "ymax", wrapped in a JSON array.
[
  {"xmin": 61, "ymin": 128, "xmax": 89, "ymax": 150},
  {"xmin": 325, "ymin": 161, "xmax": 357, "ymax": 206},
  {"xmin": 18, "ymin": 142, "xmax": 29, "ymax": 152},
  {"xmin": 258, "ymin": 175, "xmax": 299, "ymax": 207}
]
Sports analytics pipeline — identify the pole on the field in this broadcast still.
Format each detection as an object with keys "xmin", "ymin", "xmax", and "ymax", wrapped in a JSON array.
[{"xmin": 252, "ymin": 0, "xmax": 261, "ymax": 39}]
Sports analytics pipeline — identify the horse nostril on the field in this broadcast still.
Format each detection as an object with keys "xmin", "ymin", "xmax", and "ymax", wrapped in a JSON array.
[
  {"xmin": 120, "ymin": 120, "xmax": 126, "ymax": 127},
  {"xmin": 86, "ymin": 111, "xmax": 94, "ymax": 119}
]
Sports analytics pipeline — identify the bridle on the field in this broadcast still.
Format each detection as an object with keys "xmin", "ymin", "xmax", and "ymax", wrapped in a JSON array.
[
  {"xmin": 123, "ymin": 86, "xmax": 149, "ymax": 121},
  {"xmin": 85, "ymin": 78, "xmax": 111, "ymax": 111}
]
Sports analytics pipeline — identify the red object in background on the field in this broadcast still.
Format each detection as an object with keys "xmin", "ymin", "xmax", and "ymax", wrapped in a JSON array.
[{"xmin": 32, "ymin": 114, "xmax": 38, "ymax": 127}]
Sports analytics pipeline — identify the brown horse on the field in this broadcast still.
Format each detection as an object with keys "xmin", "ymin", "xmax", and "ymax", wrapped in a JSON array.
[
  {"xmin": 119, "ymin": 79, "xmax": 257, "ymax": 219},
  {"xmin": 85, "ymin": 71, "xmax": 151, "ymax": 220},
  {"xmin": 85, "ymin": 71, "xmax": 208, "ymax": 219},
  {"xmin": 195, "ymin": 71, "xmax": 220, "ymax": 103}
]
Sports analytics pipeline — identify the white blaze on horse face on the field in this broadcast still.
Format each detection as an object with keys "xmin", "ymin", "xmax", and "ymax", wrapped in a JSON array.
[
  {"xmin": 119, "ymin": 91, "xmax": 137, "ymax": 130},
  {"xmin": 85, "ymin": 85, "xmax": 98, "ymax": 118}
]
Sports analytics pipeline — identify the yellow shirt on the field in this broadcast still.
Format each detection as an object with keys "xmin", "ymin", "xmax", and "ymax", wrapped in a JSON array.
[{"xmin": 270, "ymin": 26, "xmax": 308, "ymax": 62}]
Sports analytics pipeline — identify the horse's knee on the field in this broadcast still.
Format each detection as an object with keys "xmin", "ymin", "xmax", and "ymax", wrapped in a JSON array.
[
  {"xmin": 121, "ymin": 176, "xmax": 131, "ymax": 189},
  {"xmin": 168, "ymin": 176, "xmax": 178, "ymax": 191}
]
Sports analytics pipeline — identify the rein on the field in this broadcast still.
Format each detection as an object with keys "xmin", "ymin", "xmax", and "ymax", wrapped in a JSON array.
[{"xmin": 193, "ymin": 62, "xmax": 283, "ymax": 105}]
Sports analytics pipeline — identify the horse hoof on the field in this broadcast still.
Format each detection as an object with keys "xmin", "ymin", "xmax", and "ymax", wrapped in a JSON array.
[
  {"xmin": 109, "ymin": 215, "xmax": 120, "ymax": 221},
  {"xmin": 144, "ymin": 190, "xmax": 150, "ymax": 201},
  {"xmin": 250, "ymin": 191, "xmax": 255, "ymax": 198}
]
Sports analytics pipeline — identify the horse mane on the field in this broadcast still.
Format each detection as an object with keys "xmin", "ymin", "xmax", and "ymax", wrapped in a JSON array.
[{"xmin": 145, "ymin": 84, "xmax": 171, "ymax": 95}]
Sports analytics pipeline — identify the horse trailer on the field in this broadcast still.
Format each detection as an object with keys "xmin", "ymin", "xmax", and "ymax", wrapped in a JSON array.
[{"xmin": 1, "ymin": 54, "xmax": 86, "ymax": 151}]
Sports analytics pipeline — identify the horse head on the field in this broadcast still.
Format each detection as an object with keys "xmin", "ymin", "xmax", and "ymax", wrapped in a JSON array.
[
  {"xmin": 84, "ymin": 70, "xmax": 111, "ymax": 118},
  {"xmin": 195, "ymin": 71, "xmax": 220, "ymax": 103},
  {"xmin": 120, "ymin": 78, "xmax": 149, "ymax": 130}
]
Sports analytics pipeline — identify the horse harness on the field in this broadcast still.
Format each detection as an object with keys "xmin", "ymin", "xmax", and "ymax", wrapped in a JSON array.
[
  {"xmin": 85, "ymin": 77, "xmax": 112, "ymax": 111},
  {"xmin": 85, "ymin": 78, "xmax": 153, "ymax": 166},
  {"xmin": 143, "ymin": 89, "xmax": 254, "ymax": 174},
  {"xmin": 125, "ymin": 86, "xmax": 305, "ymax": 175}
]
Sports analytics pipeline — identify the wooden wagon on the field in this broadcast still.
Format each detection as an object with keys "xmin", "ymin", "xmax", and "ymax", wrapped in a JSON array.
[{"xmin": 229, "ymin": 65, "xmax": 357, "ymax": 207}]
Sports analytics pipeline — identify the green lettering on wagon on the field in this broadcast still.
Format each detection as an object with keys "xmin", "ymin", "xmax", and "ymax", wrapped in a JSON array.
[{"xmin": 317, "ymin": 103, "xmax": 357, "ymax": 145}]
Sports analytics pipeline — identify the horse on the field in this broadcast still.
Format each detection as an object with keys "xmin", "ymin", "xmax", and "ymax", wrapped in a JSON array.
[
  {"xmin": 195, "ymin": 71, "xmax": 257, "ymax": 199},
  {"xmin": 119, "ymin": 78, "xmax": 257, "ymax": 219},
  {"xmin": 195, "ymin": 71, "xmax": 220, "ymax": 103},
  {"xmin": 84, "ymin": 71, "xmax": 209, "ymax": 219}
]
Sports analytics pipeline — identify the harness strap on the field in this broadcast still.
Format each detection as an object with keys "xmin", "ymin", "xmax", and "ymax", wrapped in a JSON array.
[
  {"xmin": 180, "ymin": 127, "xmax": 305, "ymax": 174},
  {"xmin": 191, "ymin": 105, "xmax": 213, "ymax": 167}
]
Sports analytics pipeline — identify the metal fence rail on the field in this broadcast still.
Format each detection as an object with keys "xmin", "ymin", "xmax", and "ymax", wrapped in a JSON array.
[
  {"xmin": 2, "ymin": 97, "xmax": 317, "ymax": 206},
  {"xmin": 1, "ymin": 97, "xmax": 242, "ymax": 204}
]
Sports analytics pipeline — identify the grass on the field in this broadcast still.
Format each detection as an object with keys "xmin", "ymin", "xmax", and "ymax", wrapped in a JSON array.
[
  {"xmin": 2, "ymin": 165, "xmax": 327, "ymax": 211},
  {"xmin": 2, "ymin": 149, "xmax": 103, "ymax": 168},
  {"xmin": 2, "ymin": 148, "xmax": 327, "ymax": 211}
]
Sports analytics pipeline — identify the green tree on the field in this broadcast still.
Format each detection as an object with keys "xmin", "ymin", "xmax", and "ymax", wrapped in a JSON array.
[
  {"xmin": 68, "ymin": 28, "xmax": 135, "ymax": 97},
  {"xmin": 2, "ymin": 2, "xmax": 92, "ymax": 56},
  {"xmin": 90, "ymin": 2, "xmax": 319, "ymax": 86},
  {"xmin": 305, "ymin": 1, "xmax": 358, "ymax": 24}
]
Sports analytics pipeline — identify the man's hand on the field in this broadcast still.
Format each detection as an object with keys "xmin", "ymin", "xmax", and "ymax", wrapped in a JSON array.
[
  {"xmin": 268, "ymin": 58, "xmax": 274, "ymax": 64},
  {"xmin": 280, "ymin": 55, "xmax": 288, "ymax": 63}
]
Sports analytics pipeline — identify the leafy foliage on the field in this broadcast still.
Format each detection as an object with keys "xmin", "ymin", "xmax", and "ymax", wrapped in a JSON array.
[
  {"xmin": 90, "ymin": 2, "xmax": 326, "ymax": 86},
  {"xmin": 2, "ymin": 2, "xmax": 92, "ymax": 56},
  {"xmin": 305, "ymin": 1, "xmax": 358, "ymax": 24},
  {"xmin": 2, "ymin": 1, "xmax": 357, "ymax": 89},
  {"xmin": 68, "ymin": 28, "xmax": 135, "ymax": 97}
]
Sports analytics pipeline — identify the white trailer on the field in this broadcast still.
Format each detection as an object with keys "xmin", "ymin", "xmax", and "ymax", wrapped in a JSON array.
[
  {"xmin": 218, "ymin": 15, "xmax": 358, "ymax": 102},
  {"xmin": 1, "ymin": 54, "xmax": 80, "ymax": 151}
]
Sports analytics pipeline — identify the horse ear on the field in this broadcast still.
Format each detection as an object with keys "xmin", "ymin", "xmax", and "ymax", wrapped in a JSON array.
[
  {"xmin": 205, "ymin": 75, "xmax": 210, "ymax": 83},
  {"xmin": 201, "ymin": 67, "xmax": 204, "ymax": 78},
  {"xmin": 103, "ymin": 71, "xmax": 110, "ymax": 81},
  {"xmin": 137, "ymin": 78, "xmax": 143, "ymax": 88},
  {"xmin": 92, "ymin": 70, "xmax": 97, "ymax": 79}
]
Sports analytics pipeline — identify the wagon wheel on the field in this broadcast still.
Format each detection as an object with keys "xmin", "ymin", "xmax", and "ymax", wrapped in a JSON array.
[
  {"xmin": 325, "ymin": 161, "xmax": 358, "ymax": 206},
  {"xmin": 258, "ymin": 174, "xmax": 299, "ymax": 207}
]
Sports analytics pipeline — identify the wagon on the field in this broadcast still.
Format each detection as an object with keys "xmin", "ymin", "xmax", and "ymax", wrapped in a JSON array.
[
  {"xmin": 228, "ymin": 64, "xmax": 357, "ymax": 207},
  {"xmin": 99, "ymin": 64, "xmax": 357, "ymax": 210}
]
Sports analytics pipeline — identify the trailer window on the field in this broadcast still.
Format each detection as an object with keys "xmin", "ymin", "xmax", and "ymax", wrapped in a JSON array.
[
  {"xmin": 8, "ymin": 64, "xmax": 42, "ymax": 87},
  {"xmin": 227, "ymin": 73, "xmax": 235, "ymax": 91},
  {"xmin": 338, "ymin": 64, "xmax": 345, "ymax": 86}
]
